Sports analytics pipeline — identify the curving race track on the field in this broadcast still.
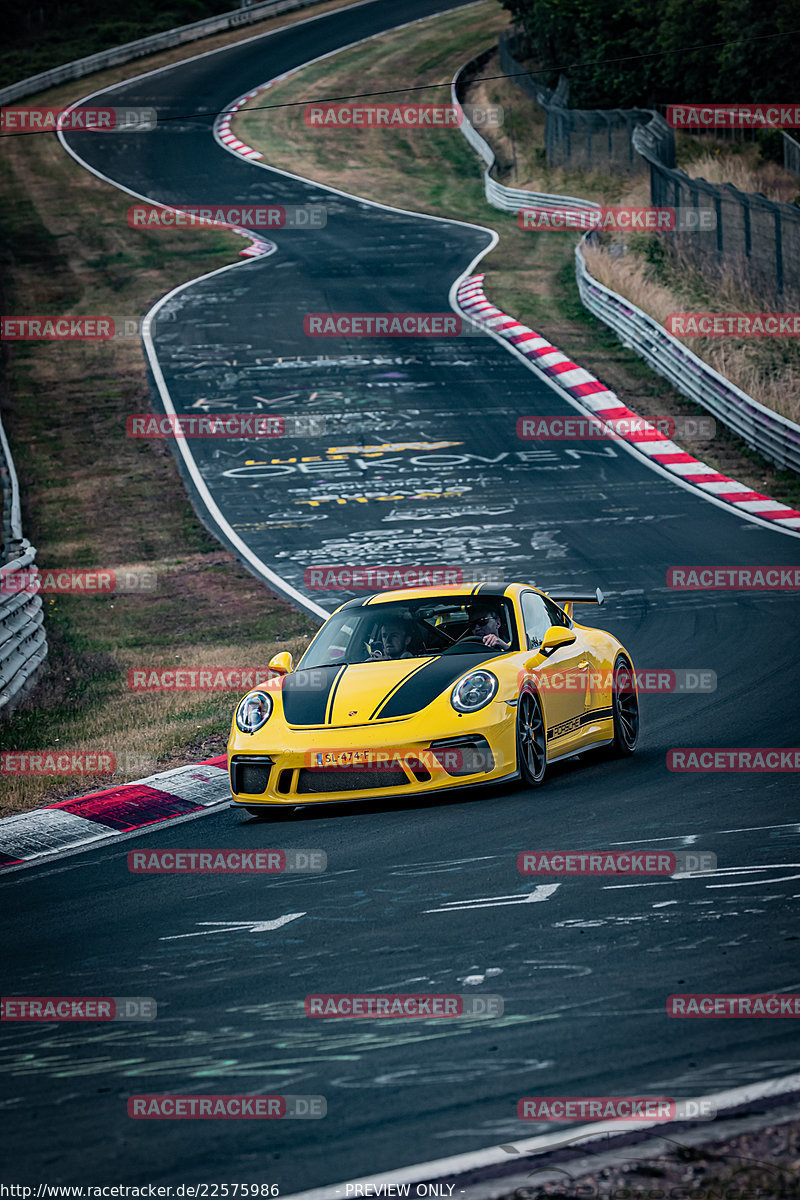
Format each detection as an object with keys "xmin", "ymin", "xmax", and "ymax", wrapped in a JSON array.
[{"xmin": 3, "ymin": 0, "xmax": 800, "ymax": 1191}]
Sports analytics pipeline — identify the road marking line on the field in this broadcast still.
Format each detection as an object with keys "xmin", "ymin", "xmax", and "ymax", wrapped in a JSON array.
[
  {"xmin": 160, "ymin": 913, "xmax": 305, "ymax": 939},
  {"xmin": 425, "ymin": 884, "xmax": 560, "ymax": 912}
]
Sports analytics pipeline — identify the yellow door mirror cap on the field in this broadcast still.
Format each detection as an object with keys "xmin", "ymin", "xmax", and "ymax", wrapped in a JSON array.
[{"xmin": 268, "ymin": 651, "xmax": 294, "ymax": 676}]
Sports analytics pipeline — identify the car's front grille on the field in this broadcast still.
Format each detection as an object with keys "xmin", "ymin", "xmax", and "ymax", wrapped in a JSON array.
[
  {"xmin": 429, "ymin": 736, "xmax": 494, "ymax": 777},
  {"xmin": 277, "ymin": 769, "xmax": 294, "ymax": 794},
  {"xmin": 230, "ymin": 757, "xmax": 273, "ymax": 795},
  {"xmin": 296, "ymin": 767, "xmax": 409, "ymax": 794}
]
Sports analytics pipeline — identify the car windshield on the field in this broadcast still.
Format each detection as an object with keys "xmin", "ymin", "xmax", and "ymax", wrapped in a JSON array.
[{"xmin": 298, "ymin": 597, "xmax": 518, "ymax": 668}]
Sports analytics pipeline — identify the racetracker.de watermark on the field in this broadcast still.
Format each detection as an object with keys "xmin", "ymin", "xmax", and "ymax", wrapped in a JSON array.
[
  {"xmin": 667, "ymin": 567, "xmax": 800, "ymax": 590},
  {"xmin": 128, "ymin": 667, "xmax": 276, "ymax": 691},
  {"xmin": 303, "ymin": 564, "xmax": 505, "ymax": 589},
  {"xmin": 1, "ymin": 316, "xmax": 135, "ymax": 340},
  {"xmin": 126, "ymin": 414, "xmax": 325, "ymax": 438},
  {"xmin": 516, "ymin": 668, "xmax": 716, "ymax": 693},
  {"xmin": 303, "ymin": 103, "xmax": 501, "ymax": 128},
  {"xmin": 0, "ymin": 751, "xmax": 156, "ymax": 776},
  {"xmin": 668, "ymin": 994, "xmax": 800, "ymax": 1016},
  {"xmin": 517, "ymin": 416, "xmax": 715, "ymax": 441},
  {"xmin": 518, "ymin": 851, "xmax": 716, "ymax": 874},
  {"xmin": 1, "ymin": 568, "xmax": 156, "ymax": 594},
  {"xmin": 303, "ymin": 313, "xmax": 488, "ymax": 337},
  {"xmin": 306, "ymin": 746, "xmax": 495, "ymax": 774},
  {"xmin": 0, "ymin": 106, "xmax": 156, "ymax": 133},
  {"xmin": 127, "ymin": 204, "xmax": 326, "ymax": 229},
  {"xmin": 305, "ymin": 994, "xmax": 503, "ymax": 1017},
  {"xmin": 128, "ymin": 849, "xmax": 326, "ymax": 873},
  {"xmin": 518, "ymin": 206, "xmax": 716, "ymax": 231},
  {"xmin": 667, "ymin": 748, "xmax": 800, "ymax": 771},
  {"xmin": 128, "ymin": 1095, "xmax": 325, "ymax": 1119},
  {"xmin": 667, "ymin": 313, "xmax": 800, "ymax": 337},
  {"xmin": 517, "ymin": 1097, "xmax": 716, "ymax": 1121},
  {"xmin": 1, "ymin": 997, "xmax": 156, "ymax": 1020},
  {"xmin": 666, "ymin": 103, "xmax": 800, "ymax": 128}
]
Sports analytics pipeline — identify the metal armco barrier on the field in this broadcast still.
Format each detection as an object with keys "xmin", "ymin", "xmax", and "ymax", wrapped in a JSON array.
[
  {"xmin": 575, "ymin": 237, "xmax": 800, "ymax": 475},
  {"xmin": 783, "ymin": 132, "xmax": 800, "ymax": 178},
  {"xmin": 1, "ymin": 417, "xmax": 47, "ymax": 712},
  {"xmin": 0, "ymin": 0, "xmax": 330, "ymax": 105},
  {"xmin": 451, "ymin": 55, "xmax": 599, "ymax": 216},
  {"xmin": 454, "ymin": 48, "xmax": 800, "ymax": 478}
]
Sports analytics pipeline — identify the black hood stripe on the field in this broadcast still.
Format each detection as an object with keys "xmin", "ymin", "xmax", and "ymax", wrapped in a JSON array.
[
  {"xmin": 282, "ymin": 664, "xmax": 345, "ymax": 727},
  {"xmin": 368, "ymin": 659, "xmax": 430, "ymax": 721},
  {"xmin": 325, "ymin": 665, "xmax": 347, "ymax": 724},
  {"xmin": 374, "ymin": 652, "xmax": 498, "ymax": 720}
]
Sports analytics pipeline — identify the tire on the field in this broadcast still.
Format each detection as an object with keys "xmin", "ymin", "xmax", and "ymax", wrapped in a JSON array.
[
  {"xmin": 517, "ymin": 689, "xmax": 547, "ymax": 786},
  {"xmin": 610, "ymin": 655, "xmax": 639, "ymax": 756}
]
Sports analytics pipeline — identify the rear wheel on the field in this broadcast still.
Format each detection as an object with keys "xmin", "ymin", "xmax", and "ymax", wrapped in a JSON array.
[
  {"xmin": 610, "ymin": 655, "xmax": 639, "ymax": 756},
  {"xmin": 517, "ymin": 690, "xmax": 547, "ymax": 786}
]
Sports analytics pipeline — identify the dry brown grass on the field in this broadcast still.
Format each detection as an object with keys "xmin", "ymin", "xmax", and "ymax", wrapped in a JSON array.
[
  {"xmin": 464, "ymin": 73, "xmax": 630, "ymax": 205},
  {"xmin": 583, "ymin": 242, "xmax": 800, "ymax": 426},
  {"xmin": 0, "ymin": 631, "xmax": 311, "ymax": 815},
  {"xmin": 683, "ymin": 147, "xmax": 800, "ymax": 204}
]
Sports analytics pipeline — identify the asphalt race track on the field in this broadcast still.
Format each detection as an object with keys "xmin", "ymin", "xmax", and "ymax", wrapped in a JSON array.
[{"xmin": 3, "ymin": 0, "xmax": 800, "ymax": 1190}]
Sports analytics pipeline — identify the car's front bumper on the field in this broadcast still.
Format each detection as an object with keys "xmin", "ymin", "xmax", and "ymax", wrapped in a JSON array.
[{"xmin": 228, "ymin": 713, "xmax": 517, "ymax": 807}]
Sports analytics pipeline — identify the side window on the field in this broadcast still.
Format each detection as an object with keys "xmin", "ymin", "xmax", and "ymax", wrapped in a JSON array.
[
  {"xmin": 542, "ymin": 595, "xmax": 572, "ymax": 629},
  {"xmin": 520, "ymin": 592, "xmax": 552, "ymax": 650}
]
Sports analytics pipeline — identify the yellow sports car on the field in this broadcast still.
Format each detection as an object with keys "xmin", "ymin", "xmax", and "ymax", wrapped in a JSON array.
[{"xmin": 228, "ymin": 582, "xmax": 639, "ymax": 811}]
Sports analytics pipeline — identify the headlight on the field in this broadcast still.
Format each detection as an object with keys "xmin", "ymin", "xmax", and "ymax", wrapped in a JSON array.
[
  {"xmin": 235, "ymin": 690, "xmax": 273, "ymax": 734},
  {"xmin": 451, "ymin": 670, "xmax": 498, "ymax": 713}
]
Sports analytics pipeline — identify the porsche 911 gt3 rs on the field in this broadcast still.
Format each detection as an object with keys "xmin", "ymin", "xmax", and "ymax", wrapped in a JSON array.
[{"xmin": 228, "ymin": 582, "xmax": 639, "ymax": 810}]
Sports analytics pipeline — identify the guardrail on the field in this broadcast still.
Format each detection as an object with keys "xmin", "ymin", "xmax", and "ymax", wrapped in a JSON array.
[
  {"xmin": 575, "ymin": 237, "xmax": 800, "ymax": 474},
  {"xmin": 1, "ymin": 416, "xmax": 47, "ymax": 712},
  {"xmin": 784, "ymin": 132, "xmax": 800, "ymax": 178},
  {"xmin": 0, "ymin": 0, "xmax": 330, "ymax": 105},
  {"xmin": 453, "ymin": 48, "xmax": 800, "ymax": 477},
  {"xmin": 451, "ymin": 54, "xmax": 599, "ymax": 215}
]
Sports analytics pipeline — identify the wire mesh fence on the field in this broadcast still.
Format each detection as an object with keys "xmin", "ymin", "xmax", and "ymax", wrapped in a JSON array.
[
  {"xmin": 634, "ymin": 122, "xmax": 800, "ymax": 303},
  {"xmin": 499, "ymin": 29, "xmax": 799, "ymax": 302},
  {"xmin": 498, "ymin": 31, "xmax": 665, "ymax": 175}
]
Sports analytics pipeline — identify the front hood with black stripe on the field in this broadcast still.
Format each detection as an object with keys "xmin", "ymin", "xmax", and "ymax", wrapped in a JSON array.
[{"xmin": 281, "ymin": 652, "xmax": 498, "ymax": 728}]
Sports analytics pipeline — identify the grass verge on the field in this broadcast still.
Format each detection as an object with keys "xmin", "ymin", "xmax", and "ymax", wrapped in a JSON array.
[{"xmin": 0, "ymin": 3, "xmax": 385, "ymax": 814}]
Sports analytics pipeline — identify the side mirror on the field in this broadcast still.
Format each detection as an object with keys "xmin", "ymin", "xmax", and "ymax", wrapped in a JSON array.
[
  {"xmin": 524, "ymin": 626, "xmax": 577, "ymax": 667},
  {"xmin": 540, "ymin": 625, "xmax": 577, "ymax": 654},
  {"xmin": 268, "ymin": 651, "xmax": 294, "ymax": 676}
]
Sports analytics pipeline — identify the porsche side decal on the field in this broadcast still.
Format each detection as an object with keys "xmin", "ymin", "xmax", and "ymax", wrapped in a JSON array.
[{"xmin": 547, "ymin": 706, "xmax": 614, "ymax": 741}]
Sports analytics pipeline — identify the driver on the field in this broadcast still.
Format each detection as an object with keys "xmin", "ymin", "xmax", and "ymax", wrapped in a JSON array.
[
  {"xmin": 468, "ymin": 604, "xmax": 511, "ymax": 650},
  {"xmin": 369, "ymin": 616, "xmax": 414, "ymax": 660}
]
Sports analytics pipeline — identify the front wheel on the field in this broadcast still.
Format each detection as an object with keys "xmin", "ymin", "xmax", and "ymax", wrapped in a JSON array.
[
  {"xmin": 517, "ymin": 690, "xmax": 547, "ymax": 786},
  {"xmin": 610, "ymin": 655, "xmax": 639, "ymax": 756}
]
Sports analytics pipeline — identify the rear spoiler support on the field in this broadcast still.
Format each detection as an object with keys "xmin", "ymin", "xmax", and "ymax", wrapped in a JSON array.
[{"xmin": 545, "ymin": 587, "xmax": 604, "ymax": 620}]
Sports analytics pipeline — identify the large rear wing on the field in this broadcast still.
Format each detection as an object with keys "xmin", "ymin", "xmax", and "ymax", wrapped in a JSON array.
[{"xmin": 545, "ymin": 587, "xmax": 604, "ymax": 619}]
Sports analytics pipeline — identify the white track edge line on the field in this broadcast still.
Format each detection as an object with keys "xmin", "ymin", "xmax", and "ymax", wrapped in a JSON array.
[{"xmin": 281, "ymin": 1072, "xmax": 800, "ymax": 1200}]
